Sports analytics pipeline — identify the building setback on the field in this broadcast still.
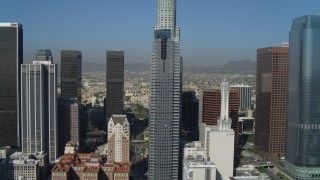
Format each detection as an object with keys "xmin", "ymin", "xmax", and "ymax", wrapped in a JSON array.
[
  {"xmin": 107, "ymin": 115, "xmax": 130, "ymax": 163},
  {"xmin": 60, "ymin": 50, "xmax": 82, "ymax": 103},
  {"xmin": 255, "ymin": 47, "xmax": 288, "ymax": 159},
  {"xmin": 284, "ymin": 15, "xmax": 320, "ymax": 179},
  {"xmin": 106, "ymin": 50, "xmax": 124, "ymax": 120},
  {"xmin": 0, "ymin": 23, "xmax": 23, "ymax": 147},
  {"xmin": 149, "ymin": 0, "xmax": 182, "ymax": 179},
  {"xmin": 21, "ymin": 49, "xmax": 58, "ymax": 163}
]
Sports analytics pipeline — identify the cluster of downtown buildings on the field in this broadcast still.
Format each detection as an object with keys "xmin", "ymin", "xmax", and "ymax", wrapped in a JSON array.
[
  {"xmin": 0, "ymin": 22, "xmax": 130, "ymax": 179},
  {"xmin": 1, "ymin": 1, "xmax": 320, "ymax": 180}
]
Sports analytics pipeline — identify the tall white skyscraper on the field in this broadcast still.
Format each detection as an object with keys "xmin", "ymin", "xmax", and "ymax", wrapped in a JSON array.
[
  {"xmin": 149, "ymin": 0, "xmax": 182, "ymax": 179},
  {"xmin": 21, "ymin": 49, "xmax": 57, "ymax": 163}
]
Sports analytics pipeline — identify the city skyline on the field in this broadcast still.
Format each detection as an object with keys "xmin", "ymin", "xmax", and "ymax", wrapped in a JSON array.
[{"xmin": 1, "ymin": 1, "xmax": 320, "ymax": 66}]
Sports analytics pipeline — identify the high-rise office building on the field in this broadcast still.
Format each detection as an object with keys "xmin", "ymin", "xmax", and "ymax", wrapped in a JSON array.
[
  {"xmin": 0, "ymin": 23, "xmax": 23, "ymax": 147},
  {"xmin": 284, "ymin": 15, "xmax": 320, "ymax": 179},
  {"xmin": 230, "ymin": 85, "xmax": 252, "ymax": 111},
  {"xmin": 21, "ymin": 49, "xmax": 57, "ymax": 162},
  {"xmin": 199, "ymin": 82, "xmax": 235, "ymax": 179},
  {"xmin": 106, "ymin": 51, "xmax": 124, "ymax": 120},
  {"xmin": 255, "ymin": 47, "xmax": 288, "ymax": 159},
  {"xmin": 57, "ymin": 98, "xmax": 79, "ymax": 156},
  {"xmin": 60, "ymin": 50, "xmax": 82, "ymax": 103},
  {"xmin": 149, "ymin": 0, "xmax": 182, "ymax": 179},
  {"xmin": 182, "ymin": 91, "xmax": 199, "ymax": 141},
  {"xmin": 201, "ymin": 89, "xmax": 239, "ymax": 156},
  {"xmin": 107, "ymin": 115, "xmax": 130, "ymax": 163}
]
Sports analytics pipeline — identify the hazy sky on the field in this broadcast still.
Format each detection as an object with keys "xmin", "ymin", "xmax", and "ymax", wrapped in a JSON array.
[{"xmin": 1, "ymin": 0, "xmax": 320, "ymax": 66}]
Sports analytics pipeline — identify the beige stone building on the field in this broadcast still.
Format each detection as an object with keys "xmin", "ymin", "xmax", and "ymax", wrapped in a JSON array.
[{"xmin": 107, "ymin": 115, "xmax": 130, "ymax": 163}]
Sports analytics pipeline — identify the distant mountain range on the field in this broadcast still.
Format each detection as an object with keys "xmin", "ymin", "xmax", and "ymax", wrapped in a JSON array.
[{"xmin": 81, "ymin": 60, "xmax": 256, "ymax": 73}]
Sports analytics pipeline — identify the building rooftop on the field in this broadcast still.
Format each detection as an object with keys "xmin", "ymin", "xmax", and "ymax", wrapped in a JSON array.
[
  {"xmin": 235, "ymin": 165, "xmax": 260, "ymax": 177},
  {"xmin": 185, "ymin": 141, "xmax": 203, "ymax": 148},
  {"xmin": 111, "ymin": 115, "xmax": 127, "ymax": 125},
  {"xmin": 185, "ymin": 155, "xmax": 214, "ymax": 167},
  {"xmin": 52, "ymin": 153, "xmax": 130, "ymax": 174}
]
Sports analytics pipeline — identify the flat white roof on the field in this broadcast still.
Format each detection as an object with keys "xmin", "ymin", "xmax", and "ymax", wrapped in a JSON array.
[{"xmin": 0, "ymin": 22, "xmax": 22, "ymax": 28}]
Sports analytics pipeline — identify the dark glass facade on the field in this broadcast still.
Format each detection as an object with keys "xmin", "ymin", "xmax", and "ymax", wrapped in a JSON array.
[
  {"xmin": 106, "ymin": 51, "xmax": 124, "ymax": 119},
  {"xmin": 181, "ymin": 91, "xmax": 199, "ymax": 141},
  {"xmin": 61, "ymin": 50, "xmax": 82, "ymax": 103},
  {"xmin": 286, "ymin": 15, "xmax": 320, "ymax": 167},
  {"xmin": 0, "ymin": 24, "xmax": 23, "ymax": 147}
]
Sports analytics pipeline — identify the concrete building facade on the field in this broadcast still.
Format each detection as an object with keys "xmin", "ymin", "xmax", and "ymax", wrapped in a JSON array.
[
  {"xmin": 199, "ymin": 82, "xmax": 235, "ymax": 180},
  {"xmin": 183, "ymin": 141, "xmax": 216, "ymax": 180},
  {"xmin": 201, "ymin": 88, "xmax": 239, "ymax": 158}
]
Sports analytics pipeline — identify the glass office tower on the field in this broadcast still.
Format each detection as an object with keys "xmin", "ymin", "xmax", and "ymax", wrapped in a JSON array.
[
  {"xmin": 149, "ymin": 0, "xmax": 182, "ymax": 179},
  {"xmin": 61, "ymin": 50, "xmax": 82, "ymax": 103},
  {"xmin": 21, "ymin": 50, "xmax": 57, "ymax": 163},
  {"xmin": 0, "ymin": 23, "xmax": 23, "ymax": 147},
  {"xmin": 285, "ymin": 15, "xmax": 320, "ymax": 179}
]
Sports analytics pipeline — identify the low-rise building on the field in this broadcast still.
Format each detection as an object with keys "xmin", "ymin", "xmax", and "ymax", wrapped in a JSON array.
[
  {"xmin": 233, "ymin": 165, "xmax": 268, "ymax": 180},
  {"xmin": 52, "ymin": 153, "xmax": 130, "ymax": 180},
  {"xmin": 183, "ymin": 142, "xmax": 216, "ymax": 180},
  {"xmin": 0, "ymin": 146, "xmax": 13, "ymax": 159},
  {"xmin": 0, "ymin": 151, "xmax": 48, "ymax": 180}
]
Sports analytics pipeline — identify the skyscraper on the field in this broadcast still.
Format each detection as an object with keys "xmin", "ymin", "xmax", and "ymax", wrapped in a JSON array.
[
  {"xmin": 0, "ymin": 23, "xmax": 23, "ymax": 147},
  {"xmin": 107, "ymin": 115, "xmax": 130, "ymax": 163},
  {"xmin": 57, "ymin": 97, "xmax": 79, "ymax": 156},
  {"xmin": 199, "ymin": 82, "xmax": 235, "ymax": 179},
  {"xmin": 181, "ymin": 91, "xmax": 199, "ymax": 141},
  {"xmin": 284, "ymin": 15, "xmax": 320, "ymax": 179},
  {"xmin": 230, "ymin": 85, "xmax": 252, "ymax": 111},
  {"xmin": 255, "ymin": 47, "xmax": 288, "ymax": 159},
  {"xmin": 60, "ymin": 50, "xmax": 82, "ymax": 103},
  {"xmin": 21, "ymin": 49, "xmax": 57, "ymax": 162},
  {"xmin": 201, "ymin": 89, "xmax": 239, "ymax": 157},
  {"xmin": 149, "ymin": 0, "xmax": 182, "ymax": 179},
  {"xmin": 106, "ymin": 51, "xmax": 124, "ymax": 119}
]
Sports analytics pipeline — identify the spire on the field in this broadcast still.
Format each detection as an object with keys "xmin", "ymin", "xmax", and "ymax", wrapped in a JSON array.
[
  {"xmin": 220, "ymin": 80, "xmax": 230, "ymax": 120},
  {"xmin": 218, "ymin": 81, "xmax": 232, "ymax": 131}
]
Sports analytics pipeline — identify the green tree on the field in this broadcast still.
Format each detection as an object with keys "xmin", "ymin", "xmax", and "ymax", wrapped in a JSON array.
[{"xmin": 140, "ymin": 133, "xmax": 144, "ymax": 140}]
